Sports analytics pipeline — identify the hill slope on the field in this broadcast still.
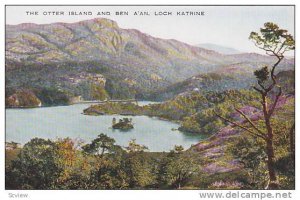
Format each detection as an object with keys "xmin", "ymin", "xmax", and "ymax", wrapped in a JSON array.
[
  {"xmin": 5, "ymin": 18, "xmax": 294, "ymax": 106},
  {"xmin": 197, "ymin": 43, "xmax": 241, "ymax": 54}
]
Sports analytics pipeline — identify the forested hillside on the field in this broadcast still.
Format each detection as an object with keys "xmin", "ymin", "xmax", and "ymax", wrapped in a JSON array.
[{"xmin": 6, "ymin": 18, "xmax": 294, "ymax": 106}]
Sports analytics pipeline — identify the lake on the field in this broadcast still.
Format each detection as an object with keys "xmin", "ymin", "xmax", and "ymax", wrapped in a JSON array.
[{"xmin": 6, "ymin": 102, "xmax": 206, "ymax": 152}]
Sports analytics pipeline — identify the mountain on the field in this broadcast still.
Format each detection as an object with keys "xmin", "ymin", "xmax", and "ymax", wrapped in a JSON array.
[
  {"xmin": 197, "ymin": 43, "xmax": 241, "ymax": 55},
  {"xmin": 147, "ymin": 69, "xmax": 255, "ymax": 101},
  {"xmin": 147, "ymin": 62, "xmax": 294, "ymax": 101},
  {"xmin": 5, "ymin": 18, "xmax": 294, "ymax": 106}
]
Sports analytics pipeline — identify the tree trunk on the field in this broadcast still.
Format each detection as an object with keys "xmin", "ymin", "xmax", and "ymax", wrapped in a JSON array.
[
  {"xmin": 262, "ymin": 93, "xmax": 278, "ymax": 189},
  {"xmin": 266, "ymin": 138, "xmax": 278, "ymax": 189},
  {"xmin": 100, "ymin": 147, "xmax": 105, "ymax": 158},
  {"xmin": 265, "ymin": 117, "xmax": 278, "ymax": 189}
]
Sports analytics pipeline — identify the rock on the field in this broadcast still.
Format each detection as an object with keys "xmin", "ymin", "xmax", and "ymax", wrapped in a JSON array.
[
  {"xmin": 83, "ymin": 107, "xmax": 105, "ymax": 115},
  {"xmin": 6, "ymin": 89, "xmax": 42, "ymax": 108},
  {"xmin": 112, "ymin": 118, "xmax": 134, "ymax": 130},
  {"xmin": 112, "ymin": 122, "xmax": 134, "ymax": 130}
]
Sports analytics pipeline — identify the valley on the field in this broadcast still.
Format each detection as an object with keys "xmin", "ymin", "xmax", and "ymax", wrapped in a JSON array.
[
  {"xmin": 5, "ymin": 17, "xmax": 295, "ymax": 190},
  {"xmin": 5, "ymin": 18, "xmax": 294, "ymax": 107}
]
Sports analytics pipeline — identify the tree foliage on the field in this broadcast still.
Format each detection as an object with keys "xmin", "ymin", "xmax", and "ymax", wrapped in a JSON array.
[
  {"xmin": 216, "ymin": 22, "xmax": 295, "ymax": 189},
  {"xmin": 158, "ymin": 147, "xmax": 199, "ymax": 189},
  {"xmin": 82, "ymin": 133, "xmax": 118, "ymax": 156}
]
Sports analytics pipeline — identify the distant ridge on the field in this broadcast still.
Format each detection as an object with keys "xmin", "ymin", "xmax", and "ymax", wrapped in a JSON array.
[
  {"xmin": 5, "ymin": 17, "xmax": 294, "ymax": 104},
  {"xmin": 196, "ymin": 43, "xmax": 242, "ymax": 55}
]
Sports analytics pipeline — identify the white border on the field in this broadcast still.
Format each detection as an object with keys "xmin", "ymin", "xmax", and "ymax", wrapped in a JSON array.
[{"xmin": 0, "ymin": 0, "xmax": 298, "ymax": 200}]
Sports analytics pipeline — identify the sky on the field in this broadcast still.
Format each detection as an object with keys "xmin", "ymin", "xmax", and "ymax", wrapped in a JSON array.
[{"xmin": 6, "ymin": 6, "xmax": 295, "ymax": 55}]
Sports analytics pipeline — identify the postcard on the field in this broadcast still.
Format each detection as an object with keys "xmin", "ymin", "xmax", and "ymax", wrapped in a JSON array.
[{"xmin": 4, "ymin": 4, "xmax": 295, "ymax": 195}]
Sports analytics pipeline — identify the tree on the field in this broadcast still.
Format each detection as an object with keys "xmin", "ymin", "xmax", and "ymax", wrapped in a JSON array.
[
  {"xmin": 123, "ymin": 140, "xmax": 154, "ymax": 188},
  {"xmin": 112, "ymin": 117, "xmax": 116, "ymax": 126},
  {"xmin": 54, "ymin": 138, "xmax": 78, "ymax": 185},
  {"xmin": 6, "ymin": 138, "xmax": 61, "ymax": 189},
  {"xmin": 82, "ymin": 133, "xmax": 117, "ymax": 157},
  {"xmin": 81, "ymin": 134, "xmax": 127, "ymax": 189},
  {"xmin": 90, "ymin": 83, "xmax": 108, "ymax": 101},
  {"xmin": 214, "ymin": 22, "xmax": 294, "ymax": 189},
  {"xmin": 125, "ymin": 139, "xmax": 148, "ymax": 153},
  {"xmin": 122, "ymin": 153, "xmax": 155, "ymax": 188},
  {"xmin": 229, "ymin": 136, "xmax": 268, "ymax": 188},
  {"xmin": 158, "ymin": 146, "xmax": 198, "ymax": 189}
]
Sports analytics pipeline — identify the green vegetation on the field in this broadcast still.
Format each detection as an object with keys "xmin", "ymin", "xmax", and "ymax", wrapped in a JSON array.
[
  {"xmin": 228, "ymin": 99, "xmax": 295, "ymax": 189},
  {"xmin": 91, "ymin": 83, "xmax": 109, "ymax": 101},
  {"xmin": 112, "ymin": 118, "xmax": 134, "ymax": 130},
  {"xmin": 158, "ymin": 146, "xmax": 199, "ymax": 189},
  {"xmin": 84, "ymin": 102, "xmax": 142, "ymax": 115},
  {"xmin": 215, "ymin": 22, "xmax": 295, "ymax": 189},
  {"xmin": 84, "ymin": 89, "xmax": 261, "ymax": 134},
  {"xmin": 178, "ymin": 90, "xmax": 260, "ymax": 134},
  {"xmin": 5, "ymin": 21, "xmax": 295, "ymax": 190},
  {"xmin": 36, "ymin": 87, "xmax": 71, "ymax": 106},
  {"xmin": 147, "ymin": 72, "xmax": 256, "ymax": 101},
  {"xmin": 5, "ymin": 89, "xmax": 41, "ymax": 107},
  {"xmin": 6, "ymin": 135, "xmax": 202, "ymax": 189},
  {"xmin": 6, "ymin": 18, "xmax": 294, "ymax": 108}
]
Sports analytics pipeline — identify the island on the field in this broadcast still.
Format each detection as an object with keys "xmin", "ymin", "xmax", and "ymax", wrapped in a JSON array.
[{"xmin": 112, "ymin": 117, "xmax": 134, "ymax": 130}]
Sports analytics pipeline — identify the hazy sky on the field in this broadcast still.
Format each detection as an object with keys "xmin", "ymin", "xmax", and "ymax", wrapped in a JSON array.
[{"xmin": 6, "ymin": 6, "xmax": 295, "ymax": 55}]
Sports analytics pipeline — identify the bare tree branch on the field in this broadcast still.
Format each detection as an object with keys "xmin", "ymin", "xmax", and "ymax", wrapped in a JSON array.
[
  {"xmin": 266, "ymin": 52, "xmax": 277, "ymax": 57},
  {"xmin": 281, "ymin": 46, "xmax": 291, "ymax": 55},
  {"xmin": 258, "ymin": 82, "xmax": 267, "ymax": 91},
  {"xmin": 253, "ymin": 86, "xmax": 264, "ymax": 94},
  {"xmin": 254, "ymin": 43, "xmax": 276, "ymax": 56},
  {"xmin": 213, "ymin": 110, "xmax": 267, "ymax": 140},
  {"xmin": 234, "ymin": 107, "xmax": 265, "ymax": 136},
  {"xmin": 265, "ymin": 84, "xmax": 275, "ymax": 93},
  {"xmin": 276, "ymin": 41, "xmax": 286, "ymax": 54}
]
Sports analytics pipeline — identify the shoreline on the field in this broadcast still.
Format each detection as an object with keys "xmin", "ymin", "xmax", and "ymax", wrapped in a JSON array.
[
  {"xmin": 5, "ymin": 99, "xmax": 162, "ymax": 109},
  {"xmin": 83, "ymin": 103, "xmax": 205, "ymax": 135}
]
